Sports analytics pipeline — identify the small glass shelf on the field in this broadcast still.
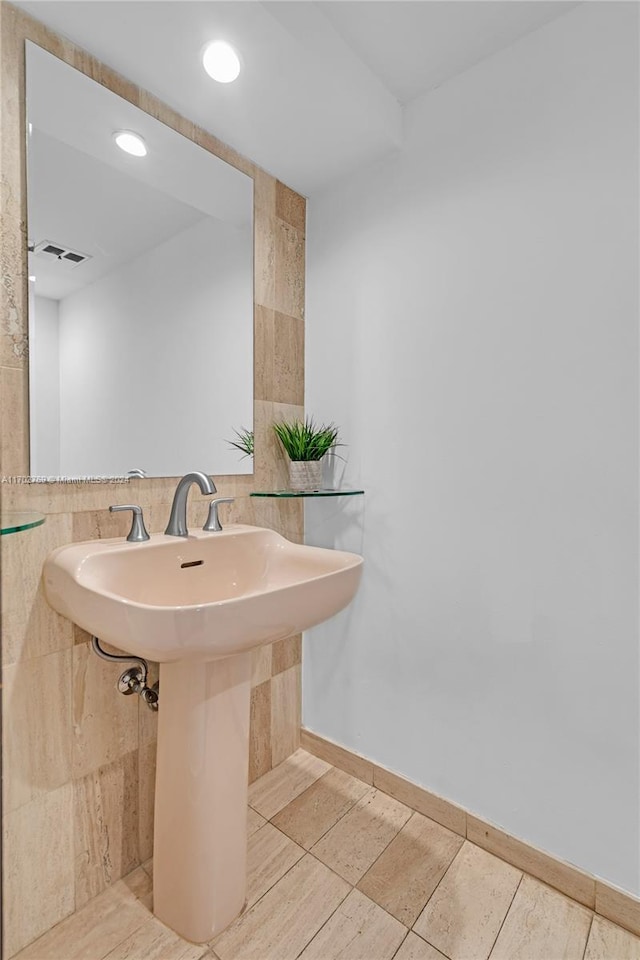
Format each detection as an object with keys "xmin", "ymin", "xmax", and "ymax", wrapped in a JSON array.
[
  {"xmin": 251, "ymin": 489, "xmax": 364, "ymax": 499},
  {"xmin": 1, "ymin": 512, "xmax": 46, "ymax": 536}
]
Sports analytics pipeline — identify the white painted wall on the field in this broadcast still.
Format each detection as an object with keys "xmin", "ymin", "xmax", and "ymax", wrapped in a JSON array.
[
  {"xmin": 56, "ymin": 216, "xmax": 253, "ymax": 478},
  {"xmin": 29, "ymin": 295, "xmax": 60, "ymax": 476},
  {"xmin": 305, "ymin": 3, "xmax": 639, "ymax": 894}
]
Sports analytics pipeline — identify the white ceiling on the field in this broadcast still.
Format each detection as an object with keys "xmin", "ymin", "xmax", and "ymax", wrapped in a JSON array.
[
  {"xmin": 319, "ymin": 1, "xmax": 580, "ymax": 104},
  {"xmin": 15, "ymin": 0, "xmax": 579, "ymax": 195}
]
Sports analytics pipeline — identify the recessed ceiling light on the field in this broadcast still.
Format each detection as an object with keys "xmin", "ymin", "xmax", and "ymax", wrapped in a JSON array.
[
  {"xmin": 29, "ymin": 275, "xmax": 36, "ymax": 282},
  {"xmin": 202, "ymin": 41, "xmax": 241, "ymax": 83},
  {"xmin": 114, "ymin": 131, "xmax": 147, "ymax": 157}
]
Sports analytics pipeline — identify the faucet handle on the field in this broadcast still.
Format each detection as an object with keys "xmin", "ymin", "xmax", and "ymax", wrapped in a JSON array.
[
  {"xmin": 203, "ymin": 498, "xmax": 235, "ymax": 533},
  {"xmin": 110, "ymin": 504, "xmax": 150, "ymax": 542}
]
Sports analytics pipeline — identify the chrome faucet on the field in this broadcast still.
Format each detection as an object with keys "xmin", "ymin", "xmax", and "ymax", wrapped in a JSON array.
[{"xmin": 165, "ymin": 471, "xmax": 217, "ymax": 537}]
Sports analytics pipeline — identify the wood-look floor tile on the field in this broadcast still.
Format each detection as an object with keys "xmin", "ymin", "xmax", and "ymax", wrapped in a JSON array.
[
  {"xmin": 358, "ymin": 811, "xmax": 464, "ymax": 926},
  {"xmin": 394, "ymin": 932, "xmax": 448, "ymax": 960},
  {"xmin": 490, "ymin": 875, "xmax": 592, "ymax": 959},
  {"xmin": 121, "ymin": 865, "xmax": 152, "ymax": 903},
  {"xmin": 272, "ymin": 767, "xmax": 370, "ymax": 849},
  {"xmin": 246, "ymin": 822, "xmax": 305, "ymax": 907},
  {"xmin": 213, "ymin": 854, "xmax": 350, "ymax": 960},
  {"xmin": 311, "ymin": 788, "xmax": 412, "ymax": 885},
  {"xmin": 11, "ymin": 878, "xmax": 150, "ymax": 960},
  {"xmin": 467, "ymin": 814, "xmax": 595, "ymax": 908},
  {"xmin": 248, "ymin": 748, "xmax": 331, "ymax": 819},
  {"xmin": 247, "ymin": 807, "xmax": 267, "ymax": 837},
  {"xmin": 298, "ymin": 888, "xmax": 406, "ymax": 960},
  {"xmin": 413, "ymin": 842, "xmax": 521, "ymax": 960},
  {"xmin": 585, "ymin": 915, "xmax": 640, "ymax": 959},
  {"xmin": 103, "ymin": 916, "xmax": 208, "ymax": 960}
]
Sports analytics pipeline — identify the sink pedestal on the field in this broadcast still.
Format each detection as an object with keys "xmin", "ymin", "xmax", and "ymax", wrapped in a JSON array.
[
  {"xmin": 153, "ymin": 652, "xmax": 252, "ymax": 943},
  {"xmin": 43, "ymin": 525, "xmax": 363, "ymax": 942}
]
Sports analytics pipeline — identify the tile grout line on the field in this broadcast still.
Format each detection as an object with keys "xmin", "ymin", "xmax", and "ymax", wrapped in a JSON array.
[
  {"xmin": 580, "ymin": 912, "xmax": 595, "ymax": 960},
  {"xmin": 265, "ymin": 791, "xmax": 426, "ymax": 936},
  {"xmin": 485, "ymin": 872, "xmax": 524, "ymax": 960},
  {"xmin": 208, "ymin": 845, "xmax": 351, "ymax": 953},
  {"xmin": 408, "ymin": 840, "xmax": 467, "ymax": 938},
  {"xmin": 247, "ymin": 755, "xmax": 331, "ymax": 819},
  {"xmin": 346, "ymin": 804, "xmax": 416, "ymax": 896},
  {"xmin": 96, "ymin": 877, "xmax": 158, "ymax": 960},
  {"xmin": 302, "ymin": 745, "xmax": 611, "ymax": 954},
  {"xmin": 273, "ymin": 773, "xmax": 376, "ymax": 851},
  {"xmin": 288, "ymin": 861, "xmax": 355, "ymax": 960},
  {"xmin": 305, "ymin": 734, "xmax": 630, "ymax": 921},
  {"xmin": 390, "ymin": 929, "xmax": 412, "ymax": 960}
]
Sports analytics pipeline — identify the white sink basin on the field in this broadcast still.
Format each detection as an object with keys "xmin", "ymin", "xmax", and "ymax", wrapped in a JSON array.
[
  {"xmin": 43, "ymin": 523, "xmax": 363, "ymax": 944},
  {"xmin": 43, "ymin": 524, "xmax": 363, "ymax": 662}
]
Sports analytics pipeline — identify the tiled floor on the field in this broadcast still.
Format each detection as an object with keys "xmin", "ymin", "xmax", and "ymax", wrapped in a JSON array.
[{"xmin": 13, "ymin": 749, "xmax": 640, "ymax": 960}]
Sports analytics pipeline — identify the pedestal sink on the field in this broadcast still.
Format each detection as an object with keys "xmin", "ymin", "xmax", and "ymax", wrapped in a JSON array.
[{"xmin": 43, "ymin": 524, "xmax": 363, "ymax": 943}]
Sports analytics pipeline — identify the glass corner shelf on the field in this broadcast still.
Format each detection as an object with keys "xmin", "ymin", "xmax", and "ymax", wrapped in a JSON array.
[
  {"xmin": 250, "ymin": 489, "xmax": 364, "ymax": 499},
  {"xmin": 1, "ymin": 512, "xmax": 46, "ymax": 536}
]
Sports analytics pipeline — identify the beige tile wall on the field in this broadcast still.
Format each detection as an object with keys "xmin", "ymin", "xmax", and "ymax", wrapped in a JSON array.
[{"xmin": 0, "ymin": 3, "xmax": 306, "ymax": 955}]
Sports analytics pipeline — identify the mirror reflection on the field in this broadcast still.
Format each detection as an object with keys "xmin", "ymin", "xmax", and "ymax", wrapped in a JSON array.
[{"xmin": 26, "ymin": 42, "xmax": 254, "ymax": 479}]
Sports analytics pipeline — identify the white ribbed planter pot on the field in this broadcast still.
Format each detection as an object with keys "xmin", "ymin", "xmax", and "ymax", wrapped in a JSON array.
[{"xmin": 288, "ymin": 460, "xmax": 323, "ymax": 491}]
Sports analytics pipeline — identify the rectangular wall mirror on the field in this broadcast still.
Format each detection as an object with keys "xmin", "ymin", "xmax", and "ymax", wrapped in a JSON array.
[{"xmin": 25, "ymin": 41, "xmax": 254, "ymax": 479}]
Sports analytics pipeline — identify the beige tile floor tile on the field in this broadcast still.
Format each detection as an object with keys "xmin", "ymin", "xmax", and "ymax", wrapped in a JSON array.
[
  {"xmin": 246, "ymin": 822, "xmax": 305, "ymax": 907},
  {"xmin": 311, "ymin": 788, "xmax": 412, "ymax": 885},
  {"xmin": 358, "ymin": 811, "xmax": 464, "ymax": 926},
  {"xmin": 248, "ymin": 748, "xmax": 331, "ymax": 819},
  {"xmin": 212, "ymin": 854, "xmax": 350, "ymax": 960},
  {"xmin": 585, "ymin": 914, "xmax": 640, "ymax": 959},
  {"xmin": 247, "ymin": 806, "xmax": 267, "ymax": 837},
  {"xmin": 297, "ymin": 888, "xmax": 406, "ymax": 960},
  {"xmin": 414, "ymin": 841, "xmax": 521, "ymax": 960},
  {"xmin": 394, "ymin": 932, "xmax": 449, "ymax": 960},
  {"xmin": 12, "ymin": 878, "xmax": 150, "ymax": 960},
  {"xmin": 102, "ymin": 916, "xmax": 208, "ymax": 960},
  {"xmin": 15, "ymin": 752, "xmax": 640, "ymax": 960},
  {"xmin": 467, "ymin": 815, "xmax": 595, "ymax": 908},
  {"xmin": 490, "ymin": 875, "xmax": 592, "ymax": 959},
  {"xmin": 272, "ymin": 767, "xmax": 370, "ymax": 849},
  {"xmin": 121, "ymin": 865, "xmax": 152, "ymax": 902}
]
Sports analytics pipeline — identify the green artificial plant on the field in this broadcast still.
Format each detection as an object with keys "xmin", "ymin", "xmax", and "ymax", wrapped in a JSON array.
[
  {"xmin": 227, "ymin": 427, "xmax": 254, "ymax": 458},
  {"xmin": 273, "ymin": 417, "xmax": 339, "ymax": 462}
]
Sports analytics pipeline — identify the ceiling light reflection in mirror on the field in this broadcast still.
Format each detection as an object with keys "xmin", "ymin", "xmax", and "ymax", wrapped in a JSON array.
[{"xmin": 26, "ymin": 41, "xmax": 254, "ymax": 479}]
